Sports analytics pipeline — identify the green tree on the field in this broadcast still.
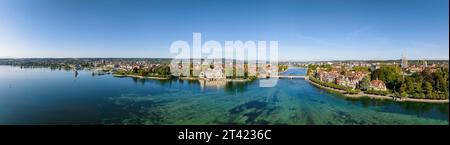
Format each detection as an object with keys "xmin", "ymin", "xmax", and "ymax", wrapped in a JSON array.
[
  {"xmin": 371, "ymin": 66, "xmax": 403, "ymax": 92},
  {"xmin": 415, "ymin": 79, "xmax": 423, "ymax": 94},
  {"xmin": 400, "ymin": 83, "xmax": 407, "ymax": 97},
  {"xmin": 435, "ymin": 71, "xmax": 448, "ymax": 93},
  {"xmin": 307, "ymin": 64, "xmax": 318, "ymax": 76},
  {"xmin": 307, "ymin": 69, "xmax": 313, "ymax": 76},
  {"xmin": 405, "ymin": 77, "xmax": 415, "ymax": 94},
  {"xmin": 425, "ymin": 82, "xmax": 433, "ymax": 98},
  {"xmin": 359, "ymin": 76, "xmax": 371, "ymax": 91},
  {"xmin": 138, "ymin": 69, "xmax": 147, "ymax": 76},
  {"xmin": 320, "ymin": 64, "xmax": 332, "ymax": 71},
  {"xmin": 352, "ymin": 66, "xmax": 370, "ymax": 72}
]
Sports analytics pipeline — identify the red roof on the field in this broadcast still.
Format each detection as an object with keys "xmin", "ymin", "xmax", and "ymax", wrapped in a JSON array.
[{"xmin": 371, "ymin": 80, "xmax": 385, "ymax": 87}]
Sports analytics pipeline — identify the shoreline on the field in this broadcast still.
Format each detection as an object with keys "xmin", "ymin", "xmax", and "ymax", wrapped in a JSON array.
[
  {"xmin": 119, "ymin": 75, "xmax": 254, "ymax": 82},
  {"xmin": 226, "ymin": 79, "xmax": 253, "ymax": 82},
  {"xmin": 113, "ymin": 74, "xmax": 170, "ymax": 80},
  {"xmin": 180, "ymin": 77, "xmax": 253, "ymax": 82},
  {"xmin": 305, "ymin": 77, "xmax": 449, "ymax": 103}
]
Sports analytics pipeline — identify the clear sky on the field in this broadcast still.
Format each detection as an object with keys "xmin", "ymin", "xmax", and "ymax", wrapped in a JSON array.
[{"xmin": 0, "ymin": 0, "xmax": 448, "ymax": 60}]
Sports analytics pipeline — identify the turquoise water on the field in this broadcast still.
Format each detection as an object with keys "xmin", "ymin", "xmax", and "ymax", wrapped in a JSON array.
[{"xmin": 0, "ymin": 65, "xmax": 448, "ymax": 125}]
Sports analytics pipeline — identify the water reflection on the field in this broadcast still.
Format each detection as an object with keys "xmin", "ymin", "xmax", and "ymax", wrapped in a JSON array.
[
  {"xmin": 224, "ymin": 81, "xmax": 251, "ymax": 94},
  {"xmin": 199, "ymin": 80, "xmax": 227, "ymax": 90},
  {"xmin": 128, "ymin": 77, "xmax": 173, "ymax": 86}
]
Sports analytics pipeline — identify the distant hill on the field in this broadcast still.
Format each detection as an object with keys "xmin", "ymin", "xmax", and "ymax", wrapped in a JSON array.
[{"xmin": 0, "ymin": 56, "xmax": 17, "ymax": 59}]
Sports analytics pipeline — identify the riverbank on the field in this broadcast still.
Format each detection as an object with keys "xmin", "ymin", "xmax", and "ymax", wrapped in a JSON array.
[
  {"xmin": 179, "ymin": 76, "xmax": 254, "ymax": 82},
  {"xmin": 305, "ymin": 77, "xmax": 449, "ymax": 103},
  {"xmin": 113, "ymin": 74, "xmax": 170, "ymax": 80},
  {"xmin": 226, "ymin": 79, "xmax": 253, "ymax": 82},
  {"xmin": 179, "ymin": 77, "xmax": 198, "ymax": 80}
]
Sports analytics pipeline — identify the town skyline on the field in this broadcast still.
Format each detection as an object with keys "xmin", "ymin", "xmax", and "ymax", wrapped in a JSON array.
[{"xmin": 1, "ymin": 56, "xmax": 448, "ymax": 62}]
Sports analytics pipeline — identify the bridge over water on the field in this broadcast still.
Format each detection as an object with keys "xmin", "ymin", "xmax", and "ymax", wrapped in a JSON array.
[
  {"xmin": 276, "ymin": 67, "xmax": 308, "ymax": 79},
  {"xmin": 272, "ymin": 75, "xmax": 308, "ymax": 79}
]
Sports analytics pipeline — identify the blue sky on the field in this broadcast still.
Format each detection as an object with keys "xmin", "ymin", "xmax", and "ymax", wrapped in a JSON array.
[{"xmin": 0, "ymin": 0, "xmax": 448, "ymax": 60}]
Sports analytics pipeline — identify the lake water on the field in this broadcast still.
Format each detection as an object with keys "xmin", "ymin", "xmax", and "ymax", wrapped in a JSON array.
[{"xmin": 0, "ymin": 65, "xmax": 448, "ymax": 125}]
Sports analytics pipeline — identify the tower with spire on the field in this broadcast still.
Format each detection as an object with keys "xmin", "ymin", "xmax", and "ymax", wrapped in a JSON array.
[
  {"xmin": 422, "ymin": 58, "xmax": 428, "ymax": 68},
  {"xmin": 401, "ymin": 52, "xmax": 408, "ymax": 69}
]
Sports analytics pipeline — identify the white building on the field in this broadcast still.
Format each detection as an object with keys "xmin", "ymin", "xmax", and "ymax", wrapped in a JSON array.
[{"xmin": 200, "ymin": 67, "xmax": 225, "ymax": 80}]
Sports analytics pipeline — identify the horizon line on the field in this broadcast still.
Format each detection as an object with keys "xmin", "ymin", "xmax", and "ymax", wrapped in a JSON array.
[{"xmin": 1, "ymin": 57, "xmax": 449, "ymax": 62}]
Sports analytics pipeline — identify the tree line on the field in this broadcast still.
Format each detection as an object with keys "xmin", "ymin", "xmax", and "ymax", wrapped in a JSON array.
[{"xmin": 370, "ymin": 66, "xmax": 448, "ymax": 99}]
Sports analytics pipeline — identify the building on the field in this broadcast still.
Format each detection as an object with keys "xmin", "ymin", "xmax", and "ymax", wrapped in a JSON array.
[
  {"xmin": 316, "ymin": 70, "xmax": 340, "ymax": 83},
  {"xmin": 199, "ymin": 67, "xmax": 225, "ymax": 80},
  {"xmin": 370, "ymin": 80, "xmax": 387, "ymax": 91}
]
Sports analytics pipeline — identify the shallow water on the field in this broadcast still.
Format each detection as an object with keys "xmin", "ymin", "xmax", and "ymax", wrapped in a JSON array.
[{"xmin": 0, "ymin": 65, "xmax": 448, "ymax": 125}]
